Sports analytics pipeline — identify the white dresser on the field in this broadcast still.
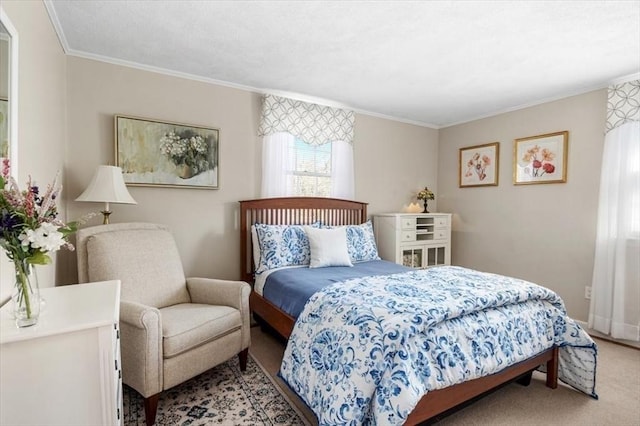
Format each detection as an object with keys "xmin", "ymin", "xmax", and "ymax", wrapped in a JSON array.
[
  {"xmin": 0, "ymin": 280, "xmax": 122, "ymax": 426},
  {"xmin": 374, "ymin": 213, "xmax": 452, "ymax": 268}
]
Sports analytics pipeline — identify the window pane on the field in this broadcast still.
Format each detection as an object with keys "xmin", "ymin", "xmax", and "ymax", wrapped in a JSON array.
[
  {"xmin": 291, "ymin": 138, "xmax": 332, "ymax": 196},
  {"xmin": 292, "ymin": 175, "xmax": 331, "ymax": 197},
  {"xmin": 316, "ymin": 150, "xmax": 331, "ymax": 174},
  {"xmin": 295, "ymin": 142, "xmax": 315, "ymax": 173},
  {"xmin": 316, "ymin": 176, "xmax": 331, "ymax": 196}
]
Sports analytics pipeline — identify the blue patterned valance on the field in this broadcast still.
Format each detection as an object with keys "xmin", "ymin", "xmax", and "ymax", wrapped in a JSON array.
[
  {"xmin": 258, "ymin": 94, "xmax": 355, "ymax": 145},
  {"xmin": 607, "ymin": 79, "xmax": 640, "ymax": 133}
]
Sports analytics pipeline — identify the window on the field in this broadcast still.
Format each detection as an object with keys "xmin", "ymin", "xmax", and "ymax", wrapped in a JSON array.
[
  {"xmin": 259, "ymin": 95, "xmax": 355, "ymax": 199},
  {"xmin": 291, "ymin": 139, "xmax": 331, "ymax": 197}
]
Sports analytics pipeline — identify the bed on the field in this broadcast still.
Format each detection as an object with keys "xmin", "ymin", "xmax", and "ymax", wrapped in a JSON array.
[{"xmin": 239, "ymin": 197, "xmax": 597, "ymax": 425}]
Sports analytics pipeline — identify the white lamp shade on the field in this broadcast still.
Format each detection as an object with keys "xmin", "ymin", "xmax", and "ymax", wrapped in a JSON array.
[{"xmin": 75, "ymin": 165, "xmax": 137, "ymax": 204}]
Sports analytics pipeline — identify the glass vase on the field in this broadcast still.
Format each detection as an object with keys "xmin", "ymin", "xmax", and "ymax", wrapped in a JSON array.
[{"xmin": 12, "ymin": 259, "xmax": 40, "ymax": 328}]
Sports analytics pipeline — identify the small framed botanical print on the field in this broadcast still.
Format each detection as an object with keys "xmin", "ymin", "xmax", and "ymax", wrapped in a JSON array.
[
  {"xmin": 513, "ymin": 131, "xmax": 568, "ymax": 185},
  {"xmin": 459, "ymin": 142, "xmax": 500, "ymax": 187}
]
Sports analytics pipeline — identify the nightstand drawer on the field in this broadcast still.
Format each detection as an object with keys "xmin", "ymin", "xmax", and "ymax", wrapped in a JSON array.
[
  {"xmin": 435, "ymin": 217, "xmax": 449, "ymax": 227},
  {"xmin": 401, "ymin": 217, "xmax": 416, "ymax": 230},
  {"xmin": 401, "ymin": 231, "xmax": 416, "ymax": 242},
  {"xmin": 433, "ymin": 229, "xmax": 448, "ymax": 240}
]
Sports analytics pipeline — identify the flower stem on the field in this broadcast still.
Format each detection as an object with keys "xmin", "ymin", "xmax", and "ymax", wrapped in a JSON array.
[{"xmin": 15, "ymin": 260, "xmax": 33, "ymax": 319}]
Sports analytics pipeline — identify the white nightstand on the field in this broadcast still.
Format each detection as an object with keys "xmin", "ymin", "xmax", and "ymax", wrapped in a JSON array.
[
  {"xmin": 0, "ymin": 280, "xmax": 122, "ymax": 426},
  {"xmin": 374, "ymin": 213, "xmax": 452, "ymax": 268}
]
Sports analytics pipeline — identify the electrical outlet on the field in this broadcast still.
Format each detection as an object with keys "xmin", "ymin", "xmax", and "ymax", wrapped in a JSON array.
[{"xmin": 584, "ymin": 286, "xmax": 592, "ymax": 299}]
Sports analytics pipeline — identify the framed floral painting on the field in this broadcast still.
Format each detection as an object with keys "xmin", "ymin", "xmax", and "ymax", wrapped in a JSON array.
[
  {"xmin": 459, "ymin": 142, "xmax": 500, "ymax": 187},
  {"xmin": 513, "ymin": 131, "xmax": 568, "ymax": 185},
  {"xmin": 115, "ymin": 115, "xmax": 219, "ymax": 189}
]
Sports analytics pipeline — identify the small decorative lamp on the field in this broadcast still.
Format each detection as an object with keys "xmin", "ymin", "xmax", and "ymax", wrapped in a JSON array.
[
  {"xmin": 416, "ymin": 187, "xmax": 435, "ymax": 213},
  {"xmin": 75, "ymin": 165, "xmax": 137, "ymax": 224}
]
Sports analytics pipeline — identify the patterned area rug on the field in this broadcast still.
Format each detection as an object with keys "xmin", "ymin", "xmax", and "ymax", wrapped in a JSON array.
[{"xmin": 123, "ymin": 354, "xmax": 309, "ymax": 425}]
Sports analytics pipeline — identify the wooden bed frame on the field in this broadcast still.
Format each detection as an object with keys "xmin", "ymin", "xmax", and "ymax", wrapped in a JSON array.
[{"xmin": 239, "ymin": 197, "xmax": 558, "ymax": 425}]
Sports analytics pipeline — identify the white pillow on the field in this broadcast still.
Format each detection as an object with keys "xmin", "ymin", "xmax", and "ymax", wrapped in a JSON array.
[{"xmin": 305, "ymin": 226, "xmax": 353, "ymax": 268}]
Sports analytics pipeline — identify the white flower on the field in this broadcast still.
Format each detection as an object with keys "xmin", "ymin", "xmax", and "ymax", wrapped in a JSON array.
[
  {"xmin": 21, "ymin": 222, "xmax": 66, "ymax": 253},
  {"xmin": 18, "ymin": 232, "xmax": 30, "ymax": 247},
  {"xmin": 190, "ymin": 136, "xmax": 207, "ymax": 154},
  {"xmin": 159, "ymin": 131, "xmax": 210, "ymax": 175}
]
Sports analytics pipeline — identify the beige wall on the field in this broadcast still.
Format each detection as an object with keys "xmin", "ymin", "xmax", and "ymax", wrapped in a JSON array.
[
  {"xmin": 64, "ymin": 57, "xmax": 439, "ymax": 284},
  {"xmin": 65, "ymin": 57, "xmax": 261, "ymax": 283},
  {"xmin": 354, "ymin": 114, "xmax": 439, "ymax": 215},
  {"xmin": 0, "ymin": 1, "xmax": 68, "ymax": 301},
  {"xmin": 438, "ymin": 90, "xmax": 607, "ymax": 321}
]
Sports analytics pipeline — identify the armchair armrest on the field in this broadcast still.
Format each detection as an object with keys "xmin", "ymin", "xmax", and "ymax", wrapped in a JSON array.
[
  {"xmin": 120, "ymin": 300, "xmax": 161, "ymax": 329},
  {"xmin": 187, "ymin": 278, "xmax": 251, "ymax": 311},
  {"xmin": 119, "ymin": 300, "xmax": 163, "ymax": 397},
  {"xmin": 187, "ymin": 278, "xmax": 251, "ymax": 350}
]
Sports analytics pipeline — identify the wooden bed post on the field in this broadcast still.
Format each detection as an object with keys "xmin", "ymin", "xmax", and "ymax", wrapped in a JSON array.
[
  {"xmin": 239, "ymin": 200, "xmax": 250, "ymax": 283},
  {"xmin": 546, "ymin": 346, "xmax": 559, "ymax": 388}
]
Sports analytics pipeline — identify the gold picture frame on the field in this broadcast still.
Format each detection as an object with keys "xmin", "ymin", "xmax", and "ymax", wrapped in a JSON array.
[
  {"xmin": 459, "ymin": 142, "xmax": 500, "ymax": 187},
  {"xmin": 513, "ymin": 131, "xmax": 568, "ymax": 185},
  {"xmin": 115, "ymin": 115, "xmax": 219, "ymax": 189}
]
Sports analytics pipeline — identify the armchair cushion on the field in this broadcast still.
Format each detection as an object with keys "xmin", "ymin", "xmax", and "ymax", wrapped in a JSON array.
[
  {"xmin": 85, "ymin": 229, "xmax": 190, "ymax": 308},
  {"xmin": 160, "ymin": 303, "xmax": 242, "ymax": 358}
]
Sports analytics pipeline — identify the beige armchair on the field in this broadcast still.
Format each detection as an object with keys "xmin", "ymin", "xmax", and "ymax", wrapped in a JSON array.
[{"xmin": 76, "ymin": 223, "xmax": 250, "ymax": 426}]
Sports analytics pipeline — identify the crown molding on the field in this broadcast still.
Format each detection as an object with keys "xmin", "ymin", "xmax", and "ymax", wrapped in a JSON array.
[
  {"xmin": 441, "ymin": 76, "xmax": 634, "ymax": 129},
  {"xmin": 62, "ymin": 48, "xmax": 442, "ymax": 129},
  {"xmin": 43, "ymin": 0, "xmax": 70, "ymax": 54}
]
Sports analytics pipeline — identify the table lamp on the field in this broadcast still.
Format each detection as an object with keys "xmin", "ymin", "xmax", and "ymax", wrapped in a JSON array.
[{"xmin": 75, "ymin": 165, "xmax": 137, "ymax": 224}]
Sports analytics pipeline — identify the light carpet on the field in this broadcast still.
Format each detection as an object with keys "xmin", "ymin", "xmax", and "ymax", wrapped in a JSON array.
[
  {"xmin": 123, "ymin": 328, "xmax": 640, "ymax": 425},
  {"xmin": 122, "ymin": 353, "xmax": 309, "ymax": 425}
]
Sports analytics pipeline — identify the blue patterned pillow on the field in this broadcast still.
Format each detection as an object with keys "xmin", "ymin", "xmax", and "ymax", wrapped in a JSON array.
[
  {"xmin": 324, "ymin": 220, "xmax": 381, "ymax": 263},
  {"xmin": 254, "ymin": 223, "xmax": 321, "ymax": 274}
]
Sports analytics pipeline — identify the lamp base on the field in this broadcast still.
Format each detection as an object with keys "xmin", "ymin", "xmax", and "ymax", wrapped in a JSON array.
[{"xmin": 101, "ymin": 210, "xmax": 112, "ymax": 224}]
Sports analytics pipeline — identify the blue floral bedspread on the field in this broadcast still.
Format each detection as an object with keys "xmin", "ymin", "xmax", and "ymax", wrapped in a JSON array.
[{"xmin": 279, "ymin": 266, "xmax": 597, "ymax": 425}]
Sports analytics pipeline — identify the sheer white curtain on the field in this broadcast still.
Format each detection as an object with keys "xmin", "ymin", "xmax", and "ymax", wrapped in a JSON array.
[
  {"xmin": 330, "ymin": 140, "xmax": 354, "ymax": 199},
  {"xmin": 261, "ymin": 132, "xmax": 295, "ymax": 198},
  {"xmin": 589, "ymin": 119, "xmax": 640, "ymax": 341}
]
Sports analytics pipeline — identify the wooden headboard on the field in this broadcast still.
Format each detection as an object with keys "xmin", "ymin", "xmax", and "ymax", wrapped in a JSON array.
[{"xmin": 239, "ymin": 197, "xmax": 368, "ymax": 283}]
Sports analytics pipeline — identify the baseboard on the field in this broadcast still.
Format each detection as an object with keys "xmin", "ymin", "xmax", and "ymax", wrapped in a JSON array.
[{"xmin": 576, "ymin": 320, "xmax": 640, "ymax": 349}]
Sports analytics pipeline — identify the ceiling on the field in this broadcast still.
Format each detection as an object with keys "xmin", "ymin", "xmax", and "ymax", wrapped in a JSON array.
[{"xmin": 45, "ymin": 1, "xmax": 640, "ymax": 128}]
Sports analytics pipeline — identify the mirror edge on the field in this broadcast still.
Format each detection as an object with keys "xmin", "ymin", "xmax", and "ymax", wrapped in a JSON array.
[{"xmin": 0, "ymin": 6, "xmax": 18, "ymax": 179}]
